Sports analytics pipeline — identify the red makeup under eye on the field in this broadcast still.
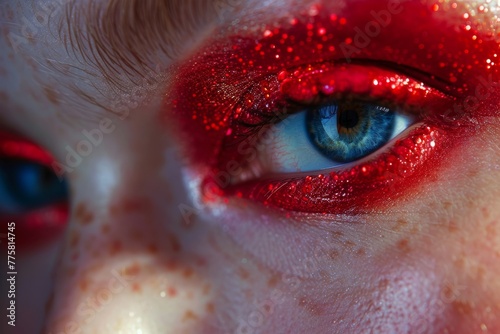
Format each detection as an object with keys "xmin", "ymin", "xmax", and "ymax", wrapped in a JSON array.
[
  {"xmin": 0, "ymin": 131, "xmax": 69, "ymax": 249},
  {"xmin": 169, "ymin": 0, "xmax": 500, "ymax": 214}
]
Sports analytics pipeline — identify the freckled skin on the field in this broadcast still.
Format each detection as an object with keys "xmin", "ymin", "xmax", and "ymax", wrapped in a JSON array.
[{"xmin": 1, "ymin": 1, "xmax": 500, "ymax": 334}]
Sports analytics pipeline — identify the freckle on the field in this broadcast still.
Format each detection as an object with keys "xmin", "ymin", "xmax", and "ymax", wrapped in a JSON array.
[
  {"xmin": 237, "ymin": 267, "xmax": 250, "ymax": 280},
  {"xmin": 442, "ymin": 284, "xmax": 457, "ymax": 302},
  {"xmin": 328, "ymin": 249, "xmax": 340, "ymax": 260},
  {"xmin": 75, "ymin": 202, "xmax": 94, "ymax": 225},
  {"xmin": 393, "ymin": 219, "xmax": 408, "ymax": 231},
  {"xmin": 298, "ymin": 297, "xmax": 308, "ymax": 307},
  {"xmin": 79, "ymin": 279, "xmax": 89, "ymax": 292},
  {"xmin": 124, "ymin": 263, "xmax": 141, "ymax": 276},
  {"xmin": 330, "ymin": 231, "xmax": 343, "ymax": 239},
  {"xmin": 267, "ymin": 274, "xmax": 280, "ymax": 288},
  {"xmin": 443, "ymin": 201, "xmax": 452, "ymax": 210},
  {"xmin": 355, "ymin": 248, "xmax": 366, "ymax": 257},
  {"xmin": 123, "ymin": 198, "xmax": 150, "ymax": 213},
  {"xmin": 466, "ymin": 169, "xmax": 479, "ymax": 178},
  {"xmin": 452, "ymin": 300, "xmax": 473, "ymax": 315},
  {"xmin": 397, "ymin": 239, "xmax": 411, "ymax": 253},
  {"xmin": 167, "ymin": 287, "xmax": 177, "ymax": 297},
  {"xmin": 448, "ymin": 222, "xmax": 458, "ymax": 233},
  {"xmin": 343, "ymin": 240, "xmax": 356, "ymax": 249},
  {"xmin": 69, "ymin": 231, "xmax": 80, "ymax": 248},
  {"xmin": 109, "ymin": 240, "xmax": 123, "ymax": 256},
  {"xmin": 131, "ymin": 283, "xmax": 142, "ymax": 293},
  {"xmin": 109, "ymin": 198, "xmax": 150, "ymax": 217},
  {"xmin": 167, "ymin": 233, "xmax": 182, "ymax": 252},
  {"xmin": 183, "ymin": 267, "xmax": 194, "ymax": 279},
  {"xmin": 378, "ymin": 279, "xmax": 389, "ymax": 289},
  {"xmin": 147, "ymin": 243, "xmax": 158, "ymax": 254},
  {"xmin": 183, "ymin": 310, "xmax": 198, "ymax": 322},
  {"xmin": 202, "ymin": 283, "xmax": 211, "ymax": 295},
  {"xmin": 206, "ymin": 303, "xmax": 215, "ymax": 314},
  {"xmin": 85, "ymin": 264, "xmax": 103, "ymax": 275}
]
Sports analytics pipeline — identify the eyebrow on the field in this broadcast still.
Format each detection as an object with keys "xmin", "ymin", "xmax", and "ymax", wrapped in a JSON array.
[
  {"xmin": 56, "ymin": 0, "xmax": 496, "ymax": 115},
  {"xmin": 62, "ymin": 0, "xmax": 241, "ymax": 85}
]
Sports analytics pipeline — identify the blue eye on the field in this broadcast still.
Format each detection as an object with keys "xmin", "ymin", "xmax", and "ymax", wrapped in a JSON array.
[
  {"xmin": 0, "ymin": 159, "xmax": 69, "ymax": 214},
  {"xmin": 255, "ymin": 100, "xmax": 414, "ymax": 174},
  {"xmin": 307, "ymin": 101, "xmax": 396, "ymax": 163}
]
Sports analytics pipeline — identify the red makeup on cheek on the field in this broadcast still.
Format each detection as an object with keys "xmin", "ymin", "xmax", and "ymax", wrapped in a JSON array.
[
  {"xmin": 170, "ymin": 0, "xmax": 500, "ymax": 214},
  {"xmin": 0, "ymin": 132, "xmax": 69, "ymax": 250}
]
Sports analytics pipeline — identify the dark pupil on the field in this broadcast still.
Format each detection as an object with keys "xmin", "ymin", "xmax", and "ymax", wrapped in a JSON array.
[
  {"xmin": 306, "ymin": 101, "xmax": 396, "ymax": 163},
  {"xmin": 338, "ymin": 109, "xmax": 359, "ymax": 129}
]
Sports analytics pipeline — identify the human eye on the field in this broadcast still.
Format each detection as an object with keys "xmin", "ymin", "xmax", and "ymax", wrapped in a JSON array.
[
  {"xmin": 0, "ymin": 130, "xmax": 69, "ymax": 250},
  {"xmin": 228, "ymin": 63, "xmax": 445, "ymax": 176},
  {"xmin": 207, "ymin": 62, "xmax": 457, "ymax": 214},
  {"xmin": 170, "ymin": 1, "xmax": 497, "ymax": 216}
]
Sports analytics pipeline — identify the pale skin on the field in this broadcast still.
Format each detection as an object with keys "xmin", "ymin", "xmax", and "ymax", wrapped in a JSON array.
[{"xmin": 1, "ymin": 0, "xmax": 500, "ymax": 333}]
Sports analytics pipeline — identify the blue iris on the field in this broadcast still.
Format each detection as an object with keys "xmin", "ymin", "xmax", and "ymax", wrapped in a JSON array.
[
  {"xmin": 306, "ymin": 101, "xmax": 396, "ymax": 163},
  {"xmin": 0, "ymin": 159, "xmax": 69, "ymax": 214}
]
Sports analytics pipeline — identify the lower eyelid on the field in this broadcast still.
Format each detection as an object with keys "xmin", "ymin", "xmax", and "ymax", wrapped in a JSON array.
[{"xmin": 207, "ymin": 124, "xmax": 447, "ymax": 214}]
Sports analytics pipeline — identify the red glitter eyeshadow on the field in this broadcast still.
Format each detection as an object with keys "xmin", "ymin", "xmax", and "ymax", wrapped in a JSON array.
[
  {"xmin": 0, "ymin": 131, "xmax": 69, "ymax": 250},
  {"xmin": 170, "ymin": 0, "xmax": 500, "ymax": 214}
]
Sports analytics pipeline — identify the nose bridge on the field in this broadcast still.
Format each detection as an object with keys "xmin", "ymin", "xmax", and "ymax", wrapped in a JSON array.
[{"xmin": 42, "ymin": 146, "xmax": 215, "ymax": 333}]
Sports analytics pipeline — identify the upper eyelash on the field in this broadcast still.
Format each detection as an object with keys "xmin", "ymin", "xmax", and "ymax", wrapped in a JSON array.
[
  {"xmin": 346, "ymin": 58, "xmax": 458, "ymax": 96},
  {"xmin": 228, "ymin": 62, "xmax": 449, "ymax": 142}
]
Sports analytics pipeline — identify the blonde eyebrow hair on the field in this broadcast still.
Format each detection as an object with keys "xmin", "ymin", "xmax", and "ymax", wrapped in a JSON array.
[{"xmin": 61, "ymin": 0, "xmax": 238, "ymax": 87}]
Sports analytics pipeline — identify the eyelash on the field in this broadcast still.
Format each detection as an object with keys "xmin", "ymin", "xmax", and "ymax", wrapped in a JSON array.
[{"xmin": 228, "ymin": 63, "xmax": 454, "ymax": 138}]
